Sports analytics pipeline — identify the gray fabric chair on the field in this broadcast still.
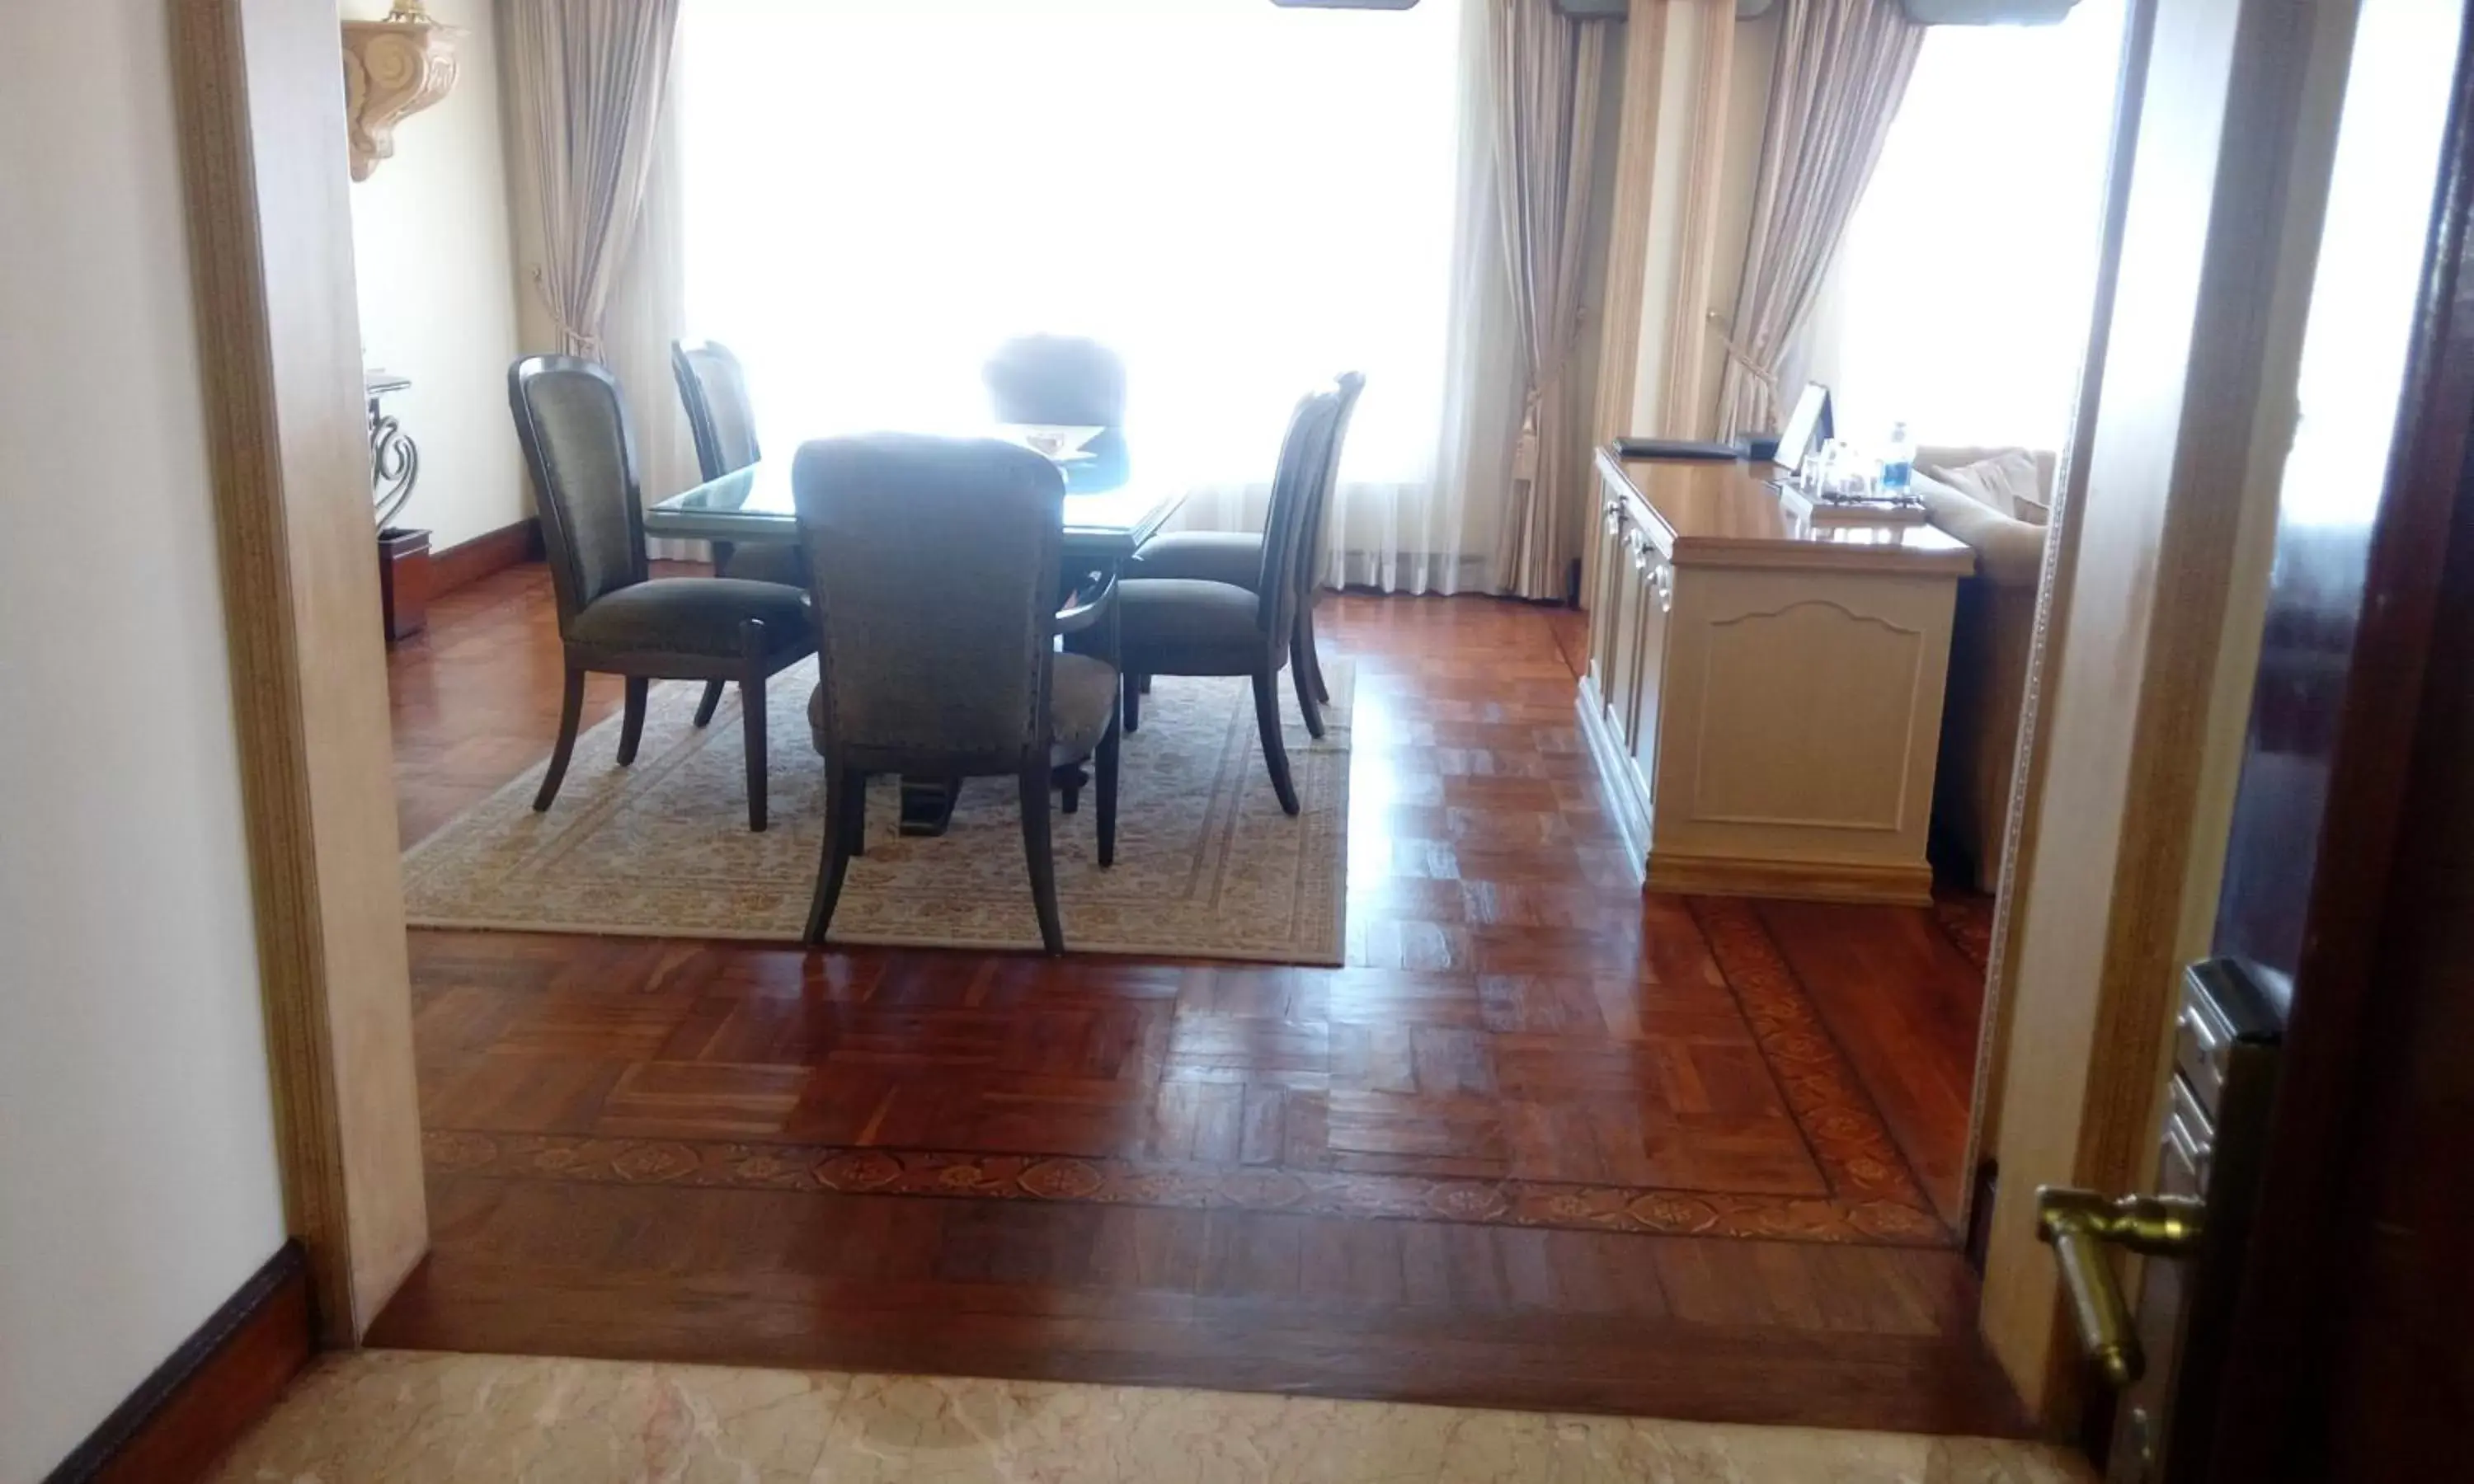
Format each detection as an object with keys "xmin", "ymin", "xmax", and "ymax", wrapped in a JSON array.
[
  {"xmin": 1116, "ymin": 384, "xmax": 1348, "ymax": 816},
  {"xmin": 982, "ymin": 334, "xmax": 1131, "ymax": 493},
  {"xmin": 671, "ymin": 339, "xmax": 808, "ymax": 726},
  {"xmin": 1128, "ymin": 372, "xmax": 1363, "ymax": 738},
  {"xmin": 508, "ymin": 355, "xmax": 816, "ymax": 832},
  {"xmin": 794, "ymin": 434, "xmax": 1121, "ymax": 954}
]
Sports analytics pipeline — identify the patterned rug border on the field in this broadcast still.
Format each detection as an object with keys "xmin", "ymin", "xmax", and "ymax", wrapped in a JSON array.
[
  {"xmin": 1930, "ymin": 893, "xmax": 1995, "ymax": 976},
  {"xmin": 422, "ymin": 1130, "xmax": 1950, "ymax": 1247},
  {"xmin": 1683, "ymin": 896, "xmax": 1944, "ymax": 1225},
  {"xmin": 400, "ymin": 668, "xmax": 1350, "ymax": 966}
]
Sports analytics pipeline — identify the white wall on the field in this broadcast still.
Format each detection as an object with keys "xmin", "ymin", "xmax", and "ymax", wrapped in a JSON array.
[
  {"xmin": 0, "ymin": 3, "xmax": 290, "ymax": 1480},
  {"xmin": 346, "ymin": 0, "xmax": 529, "ymax": 550}
]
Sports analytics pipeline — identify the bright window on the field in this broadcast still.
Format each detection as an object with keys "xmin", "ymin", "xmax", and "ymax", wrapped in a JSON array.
[
  {"xmin": 675, "ymin": 0, "xmax": 1465, "ymax": 490},
  {"xmin": 1807, "ymin": 0, "xmax": 2128, "ymax": 453}
]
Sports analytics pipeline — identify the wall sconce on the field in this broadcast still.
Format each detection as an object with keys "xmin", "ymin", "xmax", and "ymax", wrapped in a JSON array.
[{"xmin": 342, "ymin": 0, "xmax": 463, "ymax": 182}]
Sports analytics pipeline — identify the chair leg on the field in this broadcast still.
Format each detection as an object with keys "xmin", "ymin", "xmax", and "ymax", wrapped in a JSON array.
[
  {"xmin": 694, "ymin": 680, "xmax": 725, "ymax": 729},
  {"xmin": 805, "ymin": 765, "xmax": 859, "ymax": 946},
  {"xmin": 1018, "ymin": 763, "xmax": 1065, "ymax": 955},
  {"xmin": 1291, "ymin": 631, "xmax": 1326, "ymax": 740},
  {"xmin": 1252, "ymin": 669, "xmax": 1300, "ymax": 816},
  {"xmin": 844, "ymin": 772, "xmax": 866, "ymax": 858},
  {"xmin": 616, "ymin": 676, "xmax": 650, "ymax": 764},
  {"xmin": 1061, "ymin": 773, "xmax": 1081, "ymax": 814},
  {"xmin": 1096, "ymin": 711, "xmax": 1120, "ymax": 869},
  {"xmin": 740, "ymin": 621, "xmax": 769, "ymax": 832},
  {"xmin": 534, "ymin": 665, "xmax": 586, "ymax": 812},
  {"xmin": 1302, "ymin": 605, "xmax": 1331, "ymax": 705},
  {"xmin": 1123, "ymin": 673, "xmax": 1142, "ymax": 735}
]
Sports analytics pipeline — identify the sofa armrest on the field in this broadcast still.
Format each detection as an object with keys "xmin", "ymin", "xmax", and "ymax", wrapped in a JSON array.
[{"xmin": 1921, "ymin": 486, "xmax": 2048, "ymax": 588}]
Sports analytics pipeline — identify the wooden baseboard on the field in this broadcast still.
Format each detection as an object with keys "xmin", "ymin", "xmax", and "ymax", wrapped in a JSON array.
[
  {"xmin": 430, "ymin": 517, "xmax": 541, "ymax": 598},
  {"xmin": 1644, "ymin": 850, "xmax": 1935, "ymax": 907},
  {"xmin": 42, "ymin": 1242, "xmax": 313, "ymax": 1484}
]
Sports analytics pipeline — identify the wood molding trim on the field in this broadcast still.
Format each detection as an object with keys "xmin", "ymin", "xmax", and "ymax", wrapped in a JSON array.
[
  {"xmin": 1974, "ymin": 0, "xmax": 2357, "ymax": 1421},
  {"xmin": 430, "ymin": 516, "xmax": 543, "ymax": 597},
  {"xmin": 1964, "ymin": 0, "xmax": 2160, "ymax": 1255},
  {"xmin": 1654, "ymin": 0, "xmax": 1738, "ymax": 441},
  {"xmin": 171, "ymin": 0, "xmax": 428, "ymax": 1343},
  {"xmin": 1644, "ymin": 851, "xmax": 1933, "ymax": 908},
  {"xmin": 1590, "ymin": 0, "xmax": 1673, "ymax": 453},
  {"xmin": 1582, "ymin": 0, "xmax": 1673, "ymax": 612},
  {"xmin": 40, "ymin": 1243, "xmax": 313, "ymax": 1484}
]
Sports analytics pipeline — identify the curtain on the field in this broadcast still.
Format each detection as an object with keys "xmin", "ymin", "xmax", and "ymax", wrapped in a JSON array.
[
  {"xmin": 1714, "ymin": 0, "xmax": 1922, "ymax": 439},
  {"xmin": 675, "ymin": 0, "xmax": 1509, "ymax": 595},
  {"xmin": 504, "ymin": 0, "xmax": 682, "ymax": 359},
  {"xmin": 1796, "ymin": 0, "xmax": 2128, "ymax": 449},
  {"xmin": 600, "ymin": 81, "xmax": 704, "ymax": 556},
  {"xmin": 1488, "ymin": 0, "xmax": 1609, "ymax": 601}
]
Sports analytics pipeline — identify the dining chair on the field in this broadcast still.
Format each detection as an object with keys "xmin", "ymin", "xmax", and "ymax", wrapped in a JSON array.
[
  {"xmin": 982, "ymin": 334, "xmax": 1131, "ymax": 493},
  {"xmin": 508, "ymin": 355, "xmax": 816, "ymax": 831},
  {"xmin": 1126, "ymin": 372, "xmax": 1364, "ymax": 740},
  {"xmin": 1114, "ymin": 384, "xmax": 1346, "ymax": 817},
  {"xmin": 671, "ymin": 338, "xmax": 808, "ymax": 726},
  {"xmin": 794, "ymin": 434, "xmax": 1122, "ymax": 955}
]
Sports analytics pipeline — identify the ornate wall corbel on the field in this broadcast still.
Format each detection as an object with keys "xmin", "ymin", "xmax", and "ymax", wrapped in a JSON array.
[{"xmin": 342, "ymin": 1, "xmax": 463, "ymax": 182}]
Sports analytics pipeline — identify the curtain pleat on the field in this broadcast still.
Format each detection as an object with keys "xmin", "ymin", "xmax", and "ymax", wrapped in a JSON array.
[
  {"xmin": 1488, "ymin": 0, "xmax": 1609, "ymax": 602},
  {"xmin": 505, "ymin": 0, "xmax": 682, "ymax": 359},
  {"xmin": 1715, "ymin": 0, "xmax": 1923, "ymax": 439}
]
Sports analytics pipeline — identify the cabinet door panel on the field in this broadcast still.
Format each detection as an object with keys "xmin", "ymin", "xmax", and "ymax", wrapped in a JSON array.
[
  {"xmin": 1630, "ymin": 545, "xmax": 1672, "ymax": 801},
  {"xmin": 1587, "ymin": 480, "xmax": 1627, "ymax": 699},
  {"xmin": 1604, "ymin": 524, "xmax": 1646, "ymax": 751}
]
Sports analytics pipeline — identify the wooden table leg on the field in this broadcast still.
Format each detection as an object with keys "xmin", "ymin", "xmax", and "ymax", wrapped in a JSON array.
[{"xmin": 897, "ymin": 776, "xmax": 963, "ymax": 835}]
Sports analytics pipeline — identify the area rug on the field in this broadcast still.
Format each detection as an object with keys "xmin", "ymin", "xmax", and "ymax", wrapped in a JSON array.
[{"xmin": 401, "ymin": 662, "xmax": 1349, "ymax": 964}]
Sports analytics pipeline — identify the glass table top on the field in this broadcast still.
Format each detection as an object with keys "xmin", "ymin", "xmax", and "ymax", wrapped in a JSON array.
[{"xmin": 646, "ymin": 429, "xmax": 1178, "ymax": 555}]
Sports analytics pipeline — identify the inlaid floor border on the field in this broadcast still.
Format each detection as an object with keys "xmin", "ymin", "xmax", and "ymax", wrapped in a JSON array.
[
  {"xmin": 422, "ymin": 1131, "xmax": 1950, "ymax": 1246},
  {"xmin": 421, "ymin": 899, "xmax": 1954, "ymax": 1250}
]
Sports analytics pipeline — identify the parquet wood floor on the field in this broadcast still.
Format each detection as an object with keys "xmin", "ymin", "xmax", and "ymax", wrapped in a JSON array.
[{"xmin": 376, "ymin": 566, "xmax": 2020, "ymax": 1435}]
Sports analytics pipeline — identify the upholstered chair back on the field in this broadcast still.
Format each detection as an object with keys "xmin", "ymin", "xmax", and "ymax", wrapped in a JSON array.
[
  {"xmin": 1291, "ymin": 371, "xmax": 1366, "ymax": 613},
  {"xmin": 671, "ymin": 340, "xmax": 762, "ymax": 481},
  {"xmin": 793, "ymin": 434, "xmax": 1066, "ymax": 772},
  {"xmin": 982, "ymin": 335, "xmax": 1128, "ymax": 427},
  {"xmin": 984, "ymin": 336, "xmax": 1131, "ymax": 491},
  {"xmin": 507, "ymin": 355, "xmax": 649, "ymax": 629},
  {"xmin": 1251, "ymin": 387, "xmax": 1345, "ymax": 662}
]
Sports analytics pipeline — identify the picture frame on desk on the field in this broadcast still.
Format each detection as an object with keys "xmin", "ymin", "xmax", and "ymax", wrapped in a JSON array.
[{"xmin": 1775, "ymin": 383, "xmax": 1834, "ymax": 473}]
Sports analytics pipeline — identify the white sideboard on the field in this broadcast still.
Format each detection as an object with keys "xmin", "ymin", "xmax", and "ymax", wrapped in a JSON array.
[{"xmin": 1578, "ymin": 448, "xmax": 1975, "ymax": 905}]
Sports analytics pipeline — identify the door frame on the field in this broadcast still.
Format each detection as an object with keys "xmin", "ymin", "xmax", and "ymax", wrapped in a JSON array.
[
  {"xmin": 172, "ymin": 0, "xmax": 428, "ymax": 1344},
  {"xmin": 176, "ymin": 0, "xmax": 2356, "ymax": 1420},
  {"xmin": 1967, "ymin": 0, "xmax": 2368, "ymax": 1426}
]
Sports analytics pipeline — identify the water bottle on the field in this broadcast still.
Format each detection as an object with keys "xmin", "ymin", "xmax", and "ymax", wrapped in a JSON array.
[{"xmin": 1879, "ymin": 420, "xmax": 1915, "ymax": 496}]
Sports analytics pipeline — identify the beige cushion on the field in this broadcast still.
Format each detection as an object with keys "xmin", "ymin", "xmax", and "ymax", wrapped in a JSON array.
[
  {"xmin": 1918, "ymin": 448, "xmax": 2048, "ymax": 525},
  {"xmin": 1047, "ymin": 652, "xmax": 1120, "ymax": 763},
  {"xmin": 1917, "ymin": 481, "xmax": 2047, "ymax": 589},
  {"xmin": 1131, "ymin": 529, "xmax": 1264, "ymax": 589},
  {"xmin": 570, "ymin": 577, "xmax": 812, "ymax": 657}
]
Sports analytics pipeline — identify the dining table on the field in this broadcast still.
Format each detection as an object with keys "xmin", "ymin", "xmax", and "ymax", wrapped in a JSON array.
[{"xmin": 643, "ymin": 425, "xmax": 1185, "ymax": 837}]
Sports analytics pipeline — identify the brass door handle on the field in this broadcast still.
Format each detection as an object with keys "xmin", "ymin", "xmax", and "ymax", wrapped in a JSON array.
[{"xmin": 2034, "ymin": 1187, "xmax": 2206, "ymax": 1389}]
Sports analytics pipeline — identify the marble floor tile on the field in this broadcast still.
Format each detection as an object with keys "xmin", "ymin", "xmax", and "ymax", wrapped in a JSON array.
[{"xmin": 208, "ymin": 1350, "xmax": 2091, "ymax": 1483}]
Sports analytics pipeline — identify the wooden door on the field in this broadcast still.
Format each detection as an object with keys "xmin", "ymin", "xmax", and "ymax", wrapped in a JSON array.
[{"xmin": 2036, "ymin": 0, "xmax": 2474, "ymax": 1475}]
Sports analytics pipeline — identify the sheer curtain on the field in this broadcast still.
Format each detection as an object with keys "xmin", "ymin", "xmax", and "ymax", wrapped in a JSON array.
[
  {"xmin": 675, "ymin": 0, "xmax": 1508, "ymax": 594},
  {"xmin": 1796, "ymin": 0, "xmax": 2128, "ymax": 451}
]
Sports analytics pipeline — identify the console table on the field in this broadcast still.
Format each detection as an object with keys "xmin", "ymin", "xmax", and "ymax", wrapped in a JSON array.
[{"xmin": 1577, "ymin": 447, "xmax": 1974, "ymax": 905}]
